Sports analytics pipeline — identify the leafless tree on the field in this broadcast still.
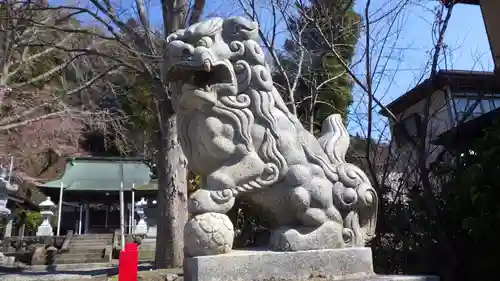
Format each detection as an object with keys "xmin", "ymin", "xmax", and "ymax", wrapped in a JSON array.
[
  {"xmin": 234, "ymin": 0, "xmax": 412, "ymax": 181},
  {"xmin": 300, "ymin": 1, "xmax": 483, "ymax": 279},
  {"xmin": 0, "ymin": 1, "xmax": 127, "ymax": 186},
  {"xmin": 24, "ymin": 0, "xmax": 210, "ymax": 267}
]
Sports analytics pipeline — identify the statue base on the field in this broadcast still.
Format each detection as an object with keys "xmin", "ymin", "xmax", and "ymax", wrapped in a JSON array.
[
  {"xmin": 134, "ymin": 219, "xmax": 148, "ymax": 235},
  {"xmin": 184, "ymin": 247, "xmax": 439, "ymax": 281},
  {"xmin": 36, "ymin": 225, "xmax": 53, "ymax": 237}
]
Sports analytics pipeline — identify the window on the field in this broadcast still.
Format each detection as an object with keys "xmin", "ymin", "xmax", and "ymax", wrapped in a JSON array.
[
  {"xmin": 483, "ymin": 99, "xmax": 500, "ymax": 112},
  {"xmin": 492, "ymin": 99, "xmax": 500, "ymax": 109},
  {"xmin": 453, "ymin": 94, "xmax": 500, "ymax": 122},
  {"xmin": 481, "ymin": 100, "xmax": 493, "ymax": 112},
  {"xmin": 454, "ymin": 97, "xmax": 483, "ymax": 122}
]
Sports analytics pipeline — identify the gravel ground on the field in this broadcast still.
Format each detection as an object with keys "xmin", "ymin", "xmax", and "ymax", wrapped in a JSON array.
[
  {"xmin": 0, "ymin": 268, "xmax": 110, "ymax": 281},
  {"xmin": 0, "ymin": 266, "xmax": 182, "ymax": 281}
]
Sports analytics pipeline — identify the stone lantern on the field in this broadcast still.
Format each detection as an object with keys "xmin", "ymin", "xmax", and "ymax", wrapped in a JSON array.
[
  {"xmin": 134, "ymin": 197, "xmax": 148, "ymax": 235},
  {"xmin": 145, "ymin": 200, "xmax": 157, "ymax": 238},
  {"xmin": 0, "ymin": 166, "xmax": 18, "ymax": 217},
  {"xmin": 36, "ymin": 197, "xmax": 55, "ymax": 236},
  {"xmin": 0, "ymin": 165, "xmax": 18, "ymax": 265}
]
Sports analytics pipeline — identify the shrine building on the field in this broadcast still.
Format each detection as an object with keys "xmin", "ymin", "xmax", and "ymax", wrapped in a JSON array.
[{"xmin": 37, "ymin": 156, "xmax": 157, "ymax": 235}]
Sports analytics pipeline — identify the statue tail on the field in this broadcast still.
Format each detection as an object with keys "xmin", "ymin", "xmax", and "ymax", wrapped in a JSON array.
[
  {"xmin": 318, "ymin": 114, "xmax": 350, "ymax": 165},
  {"xmin": 318, "ymin": 114, "xmax": 379, "ymax": 246}
]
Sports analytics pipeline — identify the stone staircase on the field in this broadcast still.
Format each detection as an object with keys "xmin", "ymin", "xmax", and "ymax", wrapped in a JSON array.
[
  {"xmin": 138, "ymin": 238, "xmax": 156, "ymax": 261},
  {"xmin": 54, "ymin": 234, "xmax": 112, "ymax": 264}
]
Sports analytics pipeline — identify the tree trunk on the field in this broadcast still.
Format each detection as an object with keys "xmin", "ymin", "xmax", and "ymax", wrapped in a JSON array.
[{"xmin": 154, "ymin": 101, "xmax": 188, "ymax": 268}]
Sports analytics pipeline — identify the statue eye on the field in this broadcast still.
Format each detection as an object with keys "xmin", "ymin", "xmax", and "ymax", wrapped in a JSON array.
[{"xmin": 197, "ymin": 37, "xmax": 213, "ymax": 48}]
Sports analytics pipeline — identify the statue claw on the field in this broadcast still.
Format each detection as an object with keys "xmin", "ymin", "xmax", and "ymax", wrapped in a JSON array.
[{"xmin": 188, "ymin": 188, "xmax": 235, "ymax": 214}]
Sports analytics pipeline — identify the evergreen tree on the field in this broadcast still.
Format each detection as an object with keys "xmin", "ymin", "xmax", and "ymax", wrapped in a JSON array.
[{"xmin": 276, "ymin": 0, "xmax": 360, "ymax": 132}]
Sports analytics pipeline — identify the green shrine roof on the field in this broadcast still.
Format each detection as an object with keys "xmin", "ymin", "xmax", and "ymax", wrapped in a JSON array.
[
  {"xmin": 39, "ymin": 157, "xmax": 154, "ymax": 192},
  {"xmin": 134, "ymin": 179, "xmax": 159, "ymax": 190}
]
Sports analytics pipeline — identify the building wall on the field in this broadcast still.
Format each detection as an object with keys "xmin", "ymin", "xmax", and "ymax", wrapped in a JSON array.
[
  {"xmin": 381, "ymin": 88, "xmax": 455, "ymax": 203},
  {"xmin": 399, "ymin": 88, "xmax": 453, "ymax": 139},
  {"xmin": 391, "ymin": 87, "xmax": 454, "ymax": 166}
]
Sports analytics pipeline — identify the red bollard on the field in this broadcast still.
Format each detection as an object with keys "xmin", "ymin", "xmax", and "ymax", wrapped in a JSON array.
[
  {"xmin": 125, "ymin": 243, "xmax": 139, "ymax": 281},
  {"xmin": 118, "ymin": 249, "xmax": 129, "ymax": 281},
  {"xmin": 118, "ymin": 243, "xmax": 138, "ymax": 281}
]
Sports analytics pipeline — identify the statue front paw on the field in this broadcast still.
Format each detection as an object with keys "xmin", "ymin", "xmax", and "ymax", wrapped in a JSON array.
[
  {"xmin": 188, "ymin": 189, "xmax": 235, "ymax": 214},
  {"xmin": 184, "ymin": 212, "xmax": 235, "ymax": 257}
]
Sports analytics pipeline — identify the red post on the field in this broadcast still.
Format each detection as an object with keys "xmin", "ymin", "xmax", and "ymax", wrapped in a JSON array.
[
  {"xmin": 118, "ymin": 249, "xmax": 129, "ymax": 281},
  {"xmin": 126, "ymin": 243, "xmax": 139, "ymax": 281},
  {"xmin": 118, "ymin": 243, "xmax": 139, "ymax": 281}
]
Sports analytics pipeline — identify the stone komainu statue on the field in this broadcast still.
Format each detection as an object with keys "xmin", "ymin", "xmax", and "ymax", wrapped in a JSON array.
[{"xmin": 164, "ymin": 16, "xmax": 378, "ymax": 257}]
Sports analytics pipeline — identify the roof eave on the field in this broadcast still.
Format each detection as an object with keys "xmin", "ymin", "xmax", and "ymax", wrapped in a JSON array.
[{"xmin": 380, "ymin": 70, "xmax": 498, "ymax": 117}]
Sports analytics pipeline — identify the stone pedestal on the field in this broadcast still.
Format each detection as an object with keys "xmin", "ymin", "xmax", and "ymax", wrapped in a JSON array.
[
  {"xmin": 184, "ymin": 248, "xmax": 439, "ymax": 281},
  {"xmin": 0, "ymin": 193, "xmax": 10, "ymax": 217},
  {"xmin": 36, "ymin": 197, "xmax": 55, "ymax": 236},
  {"xmin": 135, "ymin": 220, "xmax": 148, "ymax": 235},
  {"xmin": 4, "ymin": 215, "xmax": 12, "ymax": 238},
  {"xmin": 134, "ymin": 198, "xmax": 148, "ymax": 235}
]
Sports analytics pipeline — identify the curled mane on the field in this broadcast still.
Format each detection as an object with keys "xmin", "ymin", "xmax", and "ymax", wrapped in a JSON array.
[{"xmin": 176, "ymin": 17, "xmax": 341, "ymax": 195}]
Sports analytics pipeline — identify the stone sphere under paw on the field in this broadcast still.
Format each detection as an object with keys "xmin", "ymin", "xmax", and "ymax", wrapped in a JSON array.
[{"xmin": 184, "ymin": 212, "xmax": 235, "ymax": 257}]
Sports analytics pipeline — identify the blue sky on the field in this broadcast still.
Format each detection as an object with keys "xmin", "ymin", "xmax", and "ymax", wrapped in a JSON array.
[
  {"xmin": 132, "ymin": 0, "xmax": 492, "ymax": 137},
  {"xmin": 50, "ymin": 0, "xmax": 491, "ymax": 138},
  {"xmin": 347, "ymin": 1, "xmax": 491, "ymax": 138}
]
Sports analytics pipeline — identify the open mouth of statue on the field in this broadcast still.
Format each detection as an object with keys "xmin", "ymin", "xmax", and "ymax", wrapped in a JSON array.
[
  {"xmin": 170, "ymin": 63, "xmax": 234, "ymax": 92},
  {"xmin": 191, "ymin": 64, "xmax": 233, "ymax": 91}
]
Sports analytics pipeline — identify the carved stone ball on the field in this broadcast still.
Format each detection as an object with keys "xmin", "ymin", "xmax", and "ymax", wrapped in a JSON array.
[{"xmin": 184, "ymin": 212, "xmax": 235, "ymax": 257}]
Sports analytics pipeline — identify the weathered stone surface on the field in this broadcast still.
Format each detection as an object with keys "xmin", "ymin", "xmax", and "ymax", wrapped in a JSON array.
[
  {"xmin": 184, "ymin": 212, "xmax": 234, "ymax": 257},
  {"xmin": 269, "ymin": 221, "xmax": 344, "ymax": 251},
  {"xmin": 164, "ymin": 16, "xmax": 437, "ymax": 281},
  {"xmin": 184, "ymin": 247, "xmax": 439, "ymax": 281},
  {"xmin": 354, "ymin": 277, "xmax": 439, "ymax": 281},
  {"xmin": 164, "ymin": 16, "xmax": 378, "ymax": 257},
  {"xmin": 184, "ymin": 248, "xmax": 375, "ymax": 281}
]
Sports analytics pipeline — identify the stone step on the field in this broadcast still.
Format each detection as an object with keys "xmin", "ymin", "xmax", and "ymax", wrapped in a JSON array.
[
  {"xmin": 63, "ymin": 248, "xmax": 106, "ymax": 255},
  {"xmin": 70, "ymin": 239, "xmax": 112, "ymax": 243},
  {"xmin": 55, "ymin": 251, "xmax": 107, "ymax": 262},
  {"xmin": 69, "ymin": 245, "xmax": 109, "ymax": 250},
  {"xmin": 69, "ymin": 237, "xmax": 112, "ymax": 247},
  {"xmin": 69, "ymin": 240, "xmax": 111, "ymax": 245},
  {"xmin": 139, "ymin": 240, "xmax": 156, "ymax": 249},
  {"xmin": 51, "ymin": 257, "xmax": 108, "ymax": 264},
  {"xmin": 138, "ymin": 250, "xmax": 155, "ymax": 261},
  {"xmin": 69, "ymin": 241, "xmax": 110, "ymax": 247},
  {"xmin": 69, "ymin": 246, "xmax": 109, "ymax": 250},
  {"xmin": 71, "ymin": 235, "xmax": 113, "ymax": 240},
  {"xmin": 69, "ymin": 238, "xmax": 112, "ymax": 243}
]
